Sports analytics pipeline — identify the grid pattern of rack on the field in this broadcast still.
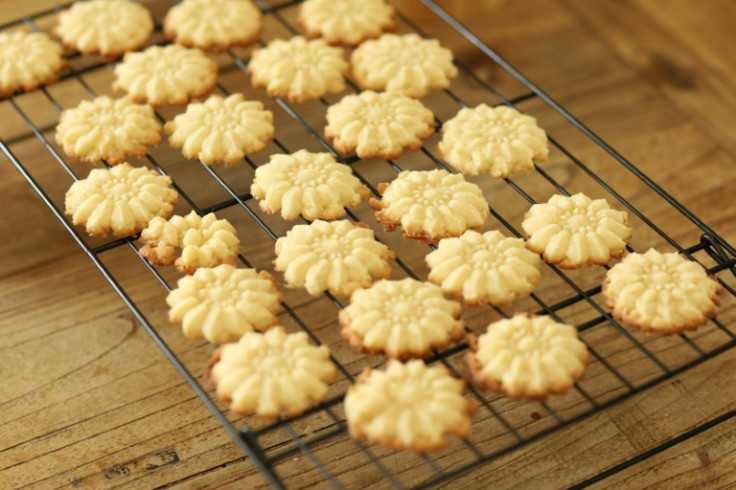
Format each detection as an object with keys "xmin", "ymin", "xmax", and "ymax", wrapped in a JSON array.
[{"xmin": 2, "ymin": 0, "xmax": 736, "ymax": 488}]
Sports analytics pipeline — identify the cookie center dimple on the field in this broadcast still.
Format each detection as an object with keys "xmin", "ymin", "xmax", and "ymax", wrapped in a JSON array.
[{"xmin": 559, "ymin": 207, "xmax": 597, "ymax": 233}]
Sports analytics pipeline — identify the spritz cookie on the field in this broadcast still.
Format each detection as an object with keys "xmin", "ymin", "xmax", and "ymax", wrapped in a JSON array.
[
  {"xmin": 165, "ymin": 93, "xmax": 274, "ymax": 165},
  {"xmin": 139, "ymin": 211, "xmax": 240, "ymax": 274},
  {"xmin": 167, "ymin": 265, "xmax": 281, "ymax": 344},
  {"xmin": 274, "ymin": 220, "xmax": 395, "ymax": 297},
  {"xmin": 209, "ymin": 327, "xmax": 337, "ymax": 418},
  {"xmin": 426, "ymin": 230, "xmax": 541, "ymax": 306},
  {"xmin": 369, "ymin": 169, "xmax": 489, "ymax": 243},
  {"xmin": 249, "ymin": 36, "xmax": 348, "ymax": 103},
  {"xmin": 603, "ymin": 249, "xmax": 721, "ymax": 334},
  {"xmin": 0, "ymin": 31, "xmax": 66, "ymax": 98},
  {"xmin": 339, "ymin": 278, "xmax": 464, "ymax": 359},
  {"xmin": 56, "ymin": 96, "xmax": 161, "ymax": 165},
  {"xmin": 345, "ymin": 360, "xmax": 476, "ymax": 451},
  {"xmin": 251, "ymin": 150, "xmax": 369, "ymax": 221},
  {"xmin": 164, "ymin": 0, "xmax": 262, "ymax": 52},
  {"xmin": 55, "ymin": 0, "xmax": 153, "ymax": 59},
  {"xmin": 438, "ymin": 104, "xmax": 548, "ymax": 178},
  {"xmin": 325, "ymin": 90, "xmax": 434, "ymax": 160},
  {"xmin": 351, "ymin": 33, "xmax": 457, "ymax": 98},
  {"xmin": 65, "ymin": 162, "xmax": 177, "ymax": 237},
  {"xmin": 299, "ymin": 0, "xmax": 395, "ymax": 46},
  {"xmin": 522, "ymin": 193, "xmax": 632, "ymax": 268},
  {"xmin": 113, "ymin": 44, "xmax": 218, "ymax": 107},
  {"xmin": 465, "ymin": 314, "xmax": 588, "ymax": 400}
]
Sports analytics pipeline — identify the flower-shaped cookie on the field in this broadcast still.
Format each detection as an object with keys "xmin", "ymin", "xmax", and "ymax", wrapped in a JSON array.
[
  {"xmin": 251, "ymin": 150, "xmax": 369, "ymax": 221},
  {"xmin": 299, "ymin": 0, "xmax": 395, "ymax": 46},
  {"xmin": 522, "ymin": 193, "xmax": 632, "ymax": 268},
  {"xmin": 167, "ymin": 265, "xmax": 282, "ymax": 344},
  {"xmin": 465, "ymin": 314, "xmax": 588, "ymax": 400},
  {"xmin": 113, "ymin": 44, "xmax": 218, "ymax": 107},
  {"xmin": 209, "ymin": 327, "xmax": 337, "ymax": 418},
  {"xmin": 165, "ymin": 93, "xmax": 274, "ymax": 165},
  {"xmin": 55, "ymin": 0, "xmax": 153, "ymax": 58},
  {"xmin": 426, "ymin": 230, "xmax": 541, "ymax": 306},
  {"xmin": 345, "ymin": 360, "xmax": 476, "ymax": 451},
  {"xmin": 339, "ymin": 279, "xmax": 464, "ymax": 359},
  {"xmin": 325, "ymin": 90, "xmax": 435, "ymax": 160},
  {"xmin": 274, "ymin": 220, "xmax": 395, "ymax": 297},
  {"xmin": 603, "ymin": 249, "xmax": 721, "ymax": 334},
  {"xmin": 351, "ymin": 33, "xmax": 457, "ymax": 98},
  {"xmin": 164, "ymin": 0, "xmax": 262, "ymax": 51},
  {"xmin": 369, "ymin": 169, "xmax": 489, "ymax": 243},
  {"xmin": 139, "ymin": 211, "xmax": 240, "ymax": 274},
  {"xmin": 65, "ymin": 162, "xmax": 178, "ymax": 237},
  {"xmin": 55, "ymin": 96, "xmax": 162, "ymax": 164},
  {"xmin": 249, "ymin": 36, "xmax": 348, "ymax": 103},
  {"xmin": 0, "ymin": 31, "xmax": 66, "ymax": 98},
  {"xmin": 438, "ymin": 104, "xmax": 549, "ymax": 178}
]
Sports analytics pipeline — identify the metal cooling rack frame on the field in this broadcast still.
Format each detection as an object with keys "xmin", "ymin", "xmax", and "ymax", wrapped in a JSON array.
[{"xmin": 2, "ymin": 0, "xmax": 736, "ymax": 488}]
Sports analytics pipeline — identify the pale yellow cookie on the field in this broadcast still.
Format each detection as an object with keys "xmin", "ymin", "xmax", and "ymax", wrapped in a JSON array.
[
  {"xmin": 274, "ymin": 220, "xmax": 395, "ymax": 297},
  {"xmin": 603, "ymin": 249, "xmax": 721, "ymax": 334},
  {"xmin": 164, "ymin": 0, "xmax": 262, "ymax": 52},
  {"xmin": 0, "ymin": 31, "xmax": 66, "ymax": 98},
  {"xmin": 251, "ymin": 150, "xmax": 369, "ymax": 221},
  {"xmin": 55, "ymin": 96, "xmax": 162, "ymax": 164},
  {"xmin": 65, "ymin": 162, "xmax": 177, "ymax": 237},
  {"xmin": 345, "ymin": 360, "xmax": 476, "ymax": 451},
  {"xmin": 113, "ymin": 44, "xmax": 218, "ymax": 107},
  {"xmin": 351, "ymin": 33, "xmax": 457, "ymax": 98},
  {"xmin": 249, "ymin": 36, "xmax": 348, "ymax": 103},
  {"xmin": 426, "ymin": 230, "xmax": 541, "ymax": 306},
  {"xmin": 55, "ymin": 0, "xmax": 153, "ymax": 59},
  {"xmin": 167, "ymin": 265, "xmax": 282, "ymax": 344},
  {"xmin": 165, "ymin": 93, "xmax": 274, "ymax": 165},
  {"xmin": 209, "ymin": 327, "xmax": 337, "ymax": 418},
  {"xmin": 139, "ymin": 211, "xmax": 240, "ymax": 274},
  {"xmin": 465, "ymin": 314, "xmax": 588, "ymax": 400},
  {"xmin": 522, "ymin": 193, "xmax": 632, "ymax": 268},
  {"xmin": 369, "ymin": 169, "xmax": 489, "ymax": 243},
  {"xmin": 299, "ymin": 0, "xmax": 395, "ymax": 46},
  {"xmin": 339, "ymin": 279, "xmax": 464, "ymax": 359},
  {"xmin": 438, "ymin": 104, "xmax": 549, "ymax": 178},
  {"xmin": 325, "ymin": 90, "xmax": 435, "ymax": 160}
]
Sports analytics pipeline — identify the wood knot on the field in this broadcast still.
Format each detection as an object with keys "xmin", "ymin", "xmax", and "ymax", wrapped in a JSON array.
[{"xmin": 640, "ymin": 53, "xmax": 695, "ymax": 89}]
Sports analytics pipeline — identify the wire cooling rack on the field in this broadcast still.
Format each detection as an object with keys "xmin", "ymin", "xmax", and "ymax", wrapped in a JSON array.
[{"xmin": 2, "ymin": 0, "xmax": 736, "ymax": 488}]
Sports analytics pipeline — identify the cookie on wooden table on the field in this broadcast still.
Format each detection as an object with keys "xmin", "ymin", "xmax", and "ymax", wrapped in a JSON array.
[
  {"xmin": 0, "ymin": 31, "xmax": 66, "ymax": 98},
  {"xmin": 299, "ymin": 0, "xmax": 395, "ymax": 46}
]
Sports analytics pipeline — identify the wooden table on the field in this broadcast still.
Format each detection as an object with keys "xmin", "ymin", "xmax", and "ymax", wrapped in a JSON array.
[{"xmin": 1, "ymin": 1, "xmax": 735, "ymax": 488}]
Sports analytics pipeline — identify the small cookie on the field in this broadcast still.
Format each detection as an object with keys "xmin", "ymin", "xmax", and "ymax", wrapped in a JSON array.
[
  {"xmin": 522, "ymin": 193, "xmax": 632, "ymax": 268},
  {"xmin": 55, "ymin": 96, "xmax": 162, "ymax": 164},
  {"xmin": 164, "ymin": 0, "xmax": 262, "ymax": 52},
  {"xmin": 165, "ymin": 93, "xmax": 274, "ymax": 165},
  {"xmin": 603, "ymin": 249, "xmax": 721, "ymax": 334},
  {"xmin": 325, "ymin": 91, "xmax": 435, "ymax": 160},
  {"xmin": 209, "ymin": 327, "xmax": 337, "ymax": 418},
  {"xmin": 0, "ymin": 31, "xmax": 66, "ymax": 98},
  {"xmin": 426, "ymin": 230, "xmax": 541, "ymax": 306},
  {"xmin": 369, "ymin": 169, "xmax": 489, "ymax": 243},
  {"xmin": 465, "ymin": 314, "xmax": 588, "ymax": 400},
  {"xmin": 249, "ymin": 36, "xmax": 348, "ymax": 103},
  {"xmin": 438, "ymin": 104, "xmax": 548, "ymax": 178},
  {"xmin": 344, "ymin": 360, "xmax": 476, "ymax": 451},
  {"xmin": 167, "ymin": 265, "xmax": 282, "ymax": 344},
  {"xmin": 113, "ymin": 44, "xmax": 218, "ymax": 107},
  {"xmin": 139, "ymin": 211, "xmax": 240, "ymax": 274},
  {"xmin": 299, "ymin": 0, "xmax": 395, "ymax": 46},
  {"xmin": 274, "ymin": 219, "xmax": 395, "ymax": 297},
  {"xmin": 55, "ymin": 0, "xmax": 153, "ymax": 59},
  {"xmin": 65, "ymin": 162, "xmax": 178, "ymax": 237},
  {"xmin": 351, "ymin": 33, "xmax": 457, "ymax": 98},
  {"xmin": 251, "ymin": 150, "xmax": 369, "ymax": 221},
  {"xmin": 339, "ymin": 278, "xmax": 464, "ymax": 359}
]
